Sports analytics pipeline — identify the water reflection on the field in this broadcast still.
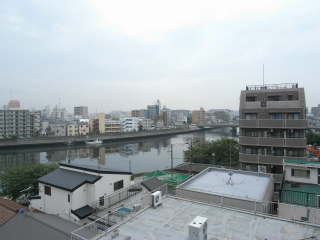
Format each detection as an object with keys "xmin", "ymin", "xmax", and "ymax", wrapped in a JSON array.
[{"xmin": 0, "ymin": 128, "xmax": 238, "ymax": 173}]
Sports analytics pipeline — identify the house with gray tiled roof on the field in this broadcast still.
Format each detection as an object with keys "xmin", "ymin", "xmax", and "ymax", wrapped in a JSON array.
[{"xmin": 30, "ymin": 163, "xmax": 132, "ymax": 224}]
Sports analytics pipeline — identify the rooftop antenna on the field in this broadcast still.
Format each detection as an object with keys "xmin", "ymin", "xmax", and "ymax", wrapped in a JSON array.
[
  {"xmin": 263, "ymin": 63, "xmax": 264, "ymax": 86},
  {"xmin": 227, "ymin": 135, "xmax": 234, "ymax": 185}
]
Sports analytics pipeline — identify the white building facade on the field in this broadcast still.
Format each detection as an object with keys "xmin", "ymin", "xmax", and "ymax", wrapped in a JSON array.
[
  {"xmin": 120, "ymin": 117, "xmax": 139, "ymax": 132},
  {"xmin": 30, "ymin": 163, "xmax": 132, "ymax": 224}
]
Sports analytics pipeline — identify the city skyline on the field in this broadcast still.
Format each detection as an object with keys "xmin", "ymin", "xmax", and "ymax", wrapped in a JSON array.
[{"xmin": 1, "ymin": 0, "xmax": 319, "ymax": 112}]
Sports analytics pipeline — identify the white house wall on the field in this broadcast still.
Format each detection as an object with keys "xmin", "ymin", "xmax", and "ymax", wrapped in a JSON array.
[
  {"xmin": 72, "ymin": 183, "xmax": 90, "ymax": 211},
  {"xmin": 285, "ymin": 165, "xmax": 318, "ymax": 184},
  {"xmin": 93, "ymin": 174, "xmax": 131, "ymax": 200}
]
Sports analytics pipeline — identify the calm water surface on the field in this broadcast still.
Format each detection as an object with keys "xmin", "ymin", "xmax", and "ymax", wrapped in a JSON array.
[{"xmin": 0, "ymin": 128, "xmax": 238, "ymax": 174}]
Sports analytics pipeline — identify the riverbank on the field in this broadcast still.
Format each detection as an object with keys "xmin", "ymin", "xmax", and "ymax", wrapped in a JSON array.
[{"xmin": 0, "ymin": 127, "xmax": 213, "ymax": 148}]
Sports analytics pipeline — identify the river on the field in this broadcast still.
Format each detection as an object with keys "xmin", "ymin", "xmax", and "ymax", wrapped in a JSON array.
[{"xmin": 0, "ymin": 128, "xmax": 238, "ymax": 174}]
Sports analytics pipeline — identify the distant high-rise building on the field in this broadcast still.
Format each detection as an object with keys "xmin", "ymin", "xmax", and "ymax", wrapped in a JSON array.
[
  {"xmin": 51, "ymin": 105, "xmax": 68, "ymax": 119},
  {"xmin": 8, "ymin": 100, "xmax": 20, "ymax": 108},
  {"xmin": 311, "ymin": 104, "xmax": 320, "ymax": 117},
  {"xmin": 42, "ymin": 105, "xmax": 51, "ymax": 118},
  {"xmin": 146, "ymin": 100, "xmax": 161, "ymax": 120},
  {"xmin": 162, "ymin": 105, "xmax": 172, "ymax": 125},
  {"xmin": 74, "ymin": 106, "xmax": 88, "ymax": 118}
]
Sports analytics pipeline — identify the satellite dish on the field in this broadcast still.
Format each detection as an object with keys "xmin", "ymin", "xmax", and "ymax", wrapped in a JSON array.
[{"xmin": 228, "ymin": 171, "xmax": 233, "ymax": 176}]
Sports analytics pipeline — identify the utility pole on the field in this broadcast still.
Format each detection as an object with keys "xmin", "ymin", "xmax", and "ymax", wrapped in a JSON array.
[
  {"xmin": 171, "ymin": 144, "xmax": 173, "ymax": 171},
  {"xmin": 189, "ymin": 141, "xmax": 193, "ymax": 175}
]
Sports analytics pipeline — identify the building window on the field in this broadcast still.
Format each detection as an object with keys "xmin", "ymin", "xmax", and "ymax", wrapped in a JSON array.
[
  {"xmin": 245, "ymin": 164, "xmax": 258, "ymax": 172},
  {"xmin": 291, "ymin": 169, "xmax": 310, "ymax": 178},
  {"xmin": 245, "ymin": 148, "xmax": 263, "ymax": 155},
  {"xmin": 271, "ymin": 165, "xmax": 283, "ymax": 174},
  {"xmin": 288, "ymin": 131, "xmax": 299, "ymax": 138},
  {"xmin": 245, "ymin": 131, "xmax": 263, "ymax": 137},
  {"xmin": 45, "ymin": 186, "xmax": 51, "ymax": 196},
  {"xmin": 68, "ymin": 194, "xmax": 70, "ymax": 202},
  {"xmin": 274, "ymin": 183, "xmax": 280, "ymax": 192},
  {"xmin": 114, "ymin": 180, "xmax": 124, "ymax": 191},
  {"xmin": 268, "ymin": 96, "xmax": 281, "ymax": 101},
  {"xmin": 270, "ymin": 113, "xmax": 282, "ymax": 119},
  {"xmin": 287, "ymin": 113, "xmax": 299, "ymax": 119},
  {"xmin": 287, "ymin": 150, "xmax": 300, "ymax": 157},
  {"xmin": 271, "ymin": 131, "xmax": 282, "ymax": 138},
  {"xmin": 246, "ymin": 96, "xmax": 257, "ymax": 102},
  {"xmin": 288, "ymin": 95, "xmax": 293, "ymax": 100},
  {"xmin": 245, "ymin": 113, "xmax": 257, "ymax": 120}
]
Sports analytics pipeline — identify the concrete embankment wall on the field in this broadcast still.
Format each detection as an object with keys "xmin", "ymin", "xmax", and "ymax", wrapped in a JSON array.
[{"xmin": 0, "ymin": 128, "xmax": 210, "ymax": 148}]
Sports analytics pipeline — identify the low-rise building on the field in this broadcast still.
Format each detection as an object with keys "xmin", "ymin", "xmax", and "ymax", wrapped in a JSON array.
[
  {"xmin": 46, "ymin": 122, "xmax": 67, "ymax": 137},
  {"xmin": 78, "ymin": 122, "xmax": 89, "ymax": 135},
  {"xmin": 139, "ymin": 118, "xmax": 152, "ymax": 130},
  {"xmin": 120, "ymin": 117, "xmax": 139, "ymax": 132},
  {"xmin": 67, "ymin": 122, "xmax": 78, "ymax": 136},
  {"xmin": 30, "ymin": 163, "xmax": 132, "ymax": 224}
]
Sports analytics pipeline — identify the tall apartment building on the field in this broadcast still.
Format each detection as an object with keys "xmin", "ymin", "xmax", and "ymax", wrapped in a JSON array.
[
  {"xmin": 74, "ymin": 106, "xmax": 88, "ymax": 118},
  {"xmin": 239, "ymin": 83, "xmax": 307, "ymax": 201},
  {"xmin": 192, "ymin": 108, "xmax": 205, "ymax": 125},
  {"xmin": 311, "ymin": 104, "xmax": 320, "ymax": 117},
  {"xmin": 131, "ymin": 110, "xmax": 140, "ymax": 117},
  {"xmin": 162, "ymin": 105, "xmax": 172, "ymax": 125},
  {"xmin": 0, "ymin": 100, "xmax": 40, "ymax": 138},
  {"xmin": 154, "ymin": 111, "xmax": 168, "ymax": 127}
]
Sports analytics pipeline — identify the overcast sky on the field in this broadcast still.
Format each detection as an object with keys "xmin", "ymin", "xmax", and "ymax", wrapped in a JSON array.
[{"xmin": 0, "ymin": 0, "xmax": 319, "ymax": 113}]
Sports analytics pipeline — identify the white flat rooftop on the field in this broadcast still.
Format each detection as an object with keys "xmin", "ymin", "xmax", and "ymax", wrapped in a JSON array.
[
  {"xmin": 178, "ymin": 168, "xmax": 271, "ymax": 201},
  {"xmin": 100, "ymin": 197, "xmax": 320, "ymax": 240}
]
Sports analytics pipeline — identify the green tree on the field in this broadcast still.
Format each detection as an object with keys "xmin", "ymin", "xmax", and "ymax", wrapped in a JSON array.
[
  {"xmin": 139, "ymin": 125, "xmax": 143, "ymax": 131},
  {"xmin": 307, "ymin": 128, "xmax": 320, "ymax": 146},
  {"xmin": 0, "ymin": 163, "xmax": 59, "ymax": 201},
  {"xmin": 183, "ymin": 138, "xmax": 239, "ymax": 167}
]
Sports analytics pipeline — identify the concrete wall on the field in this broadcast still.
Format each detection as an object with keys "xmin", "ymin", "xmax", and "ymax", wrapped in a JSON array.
[{"xmin": 0, "ymin": 127, "xmax": 210, "ymax": 147}]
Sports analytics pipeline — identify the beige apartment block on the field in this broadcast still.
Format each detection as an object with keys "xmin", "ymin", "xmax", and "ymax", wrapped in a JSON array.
[
  {"xmin": 78, "ymin": 123, "xmax": 89, "ymax": 135},
  {"xmin": 192, "ymin": 108, "xmax": 205, "ymax": 125},
  {"xmin": 67, "ymin": 123, "xmax": 78, "ymax": 136}
]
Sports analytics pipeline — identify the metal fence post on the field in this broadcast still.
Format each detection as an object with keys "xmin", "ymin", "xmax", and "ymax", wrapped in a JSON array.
[{"xmin": 221, "ymin": 194, "xmax": 223, "ymax": 208}]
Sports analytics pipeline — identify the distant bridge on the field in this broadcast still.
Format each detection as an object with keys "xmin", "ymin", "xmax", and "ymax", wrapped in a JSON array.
[{"xmin": 202, "ymin": 121, "xmax": 239, "ymax": 131}]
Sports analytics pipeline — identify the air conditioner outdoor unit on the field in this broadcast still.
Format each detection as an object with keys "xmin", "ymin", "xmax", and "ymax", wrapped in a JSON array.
[
  {"xmin": 151, "ymin": 191, "xmax": 162, "ymax": 207},
  {"xmin": 188, "ymin": 216, "xmax": 208, "ymax": 240},
  {"xmin": 268, "ymin": 129, "xmax": 273, "ymax": 133}
]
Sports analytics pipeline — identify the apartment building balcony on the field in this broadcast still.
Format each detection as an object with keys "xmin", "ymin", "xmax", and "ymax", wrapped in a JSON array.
[
  {"xmin": 240, "ymin": 119, "xmax": 307, "ymax": 129},
  {"xmin": 240, "ymin": 153, "xmax": 306, "ymax": 165},
  {"xmin": 239, "ymin": 136, "xmax": 307, "ymax": 147}
]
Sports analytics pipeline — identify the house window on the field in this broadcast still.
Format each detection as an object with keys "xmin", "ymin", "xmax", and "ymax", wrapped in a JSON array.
[
  {"xmin": 287, "ymin": 113, "xmax": 299, "ymax": 119},
  {"xmin": 68, "ymin": 194, "xmax": 70, "ymax": 203},
  {"xmin": 270, "ymin": 113, "xmax": 282, "ymax": 119},
  {"xmin": 99, "ymin": 196, "xmax": 104, "ymax": 206},
  {"xmin": 291, "ymin": 169, "xmax": 310, "ymax": 178},
  {"xmin": 45, "ymin": 186, "xmax": 51, "ymax": 196},
  {"xmin": 114, "ymin": 180, "xmax": 124, "ymax": 191},
  {"xmin": 245, "ymin": 113, "xmax": 257, "ymax": 120}
]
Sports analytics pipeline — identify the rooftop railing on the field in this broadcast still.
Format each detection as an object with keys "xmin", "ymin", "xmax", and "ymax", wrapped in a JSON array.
[{"xmin": 246, "ymin": 83, "xmax": 298, "ymax": 90}]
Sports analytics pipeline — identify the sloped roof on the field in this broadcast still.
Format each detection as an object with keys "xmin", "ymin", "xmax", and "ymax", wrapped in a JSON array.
[
  {"xmin": 0, "ymin": 198, "xmax": 42, "ymax": 226},
  {"xmin": 141, "ymin": 177, "xmax": 175, "ymax": 195},
  {"xmin": 59, "ymin": 163, "xmax": 132, "ymax": 175},
  {"xmin": 0, "ymin": 213, "xmax": 79, "ymax": 240},
  {"xmin": 71, "ymin": 205, "xmax": 95, "ymax": 219},
  {"xmin": 37, "ymin": 168, "xmax": 101, "ymax": 192}
]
